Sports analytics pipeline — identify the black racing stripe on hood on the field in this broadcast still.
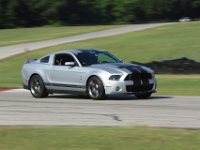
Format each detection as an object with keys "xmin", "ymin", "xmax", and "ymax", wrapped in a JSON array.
[
  {"xmin": 133, "ymin": 65, "xmax": 148, "ymax": 74},
  {"xmin": 118, "ymin": 65, "xmax": 148, "ymax": 74},
  {"xmin": 118, "ymin": 65, "xmax": 140, "ymax": 74}
]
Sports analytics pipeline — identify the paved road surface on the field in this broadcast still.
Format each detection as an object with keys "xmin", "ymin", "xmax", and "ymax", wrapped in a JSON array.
[
  {"xmin": 0, "ymin": 23, "xmax": 174, "ymax": 60},
  {"xmin": 0, "ymin": 89, "xmax": 199, "ymax": 129}
]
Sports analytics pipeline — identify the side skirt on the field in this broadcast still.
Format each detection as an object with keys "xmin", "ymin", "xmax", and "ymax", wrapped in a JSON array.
[
  {"xmin": 44, "ymin": 82, "xmax": 86, "ymax": 95},
  {"xmin": 47, "ymin": 89, "xmax": 86, "ymax": 95}
]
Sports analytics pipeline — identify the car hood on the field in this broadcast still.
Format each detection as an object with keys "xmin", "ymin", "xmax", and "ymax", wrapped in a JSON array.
[{"xmin": 90, "ymin": 63, "xmax": 153, "ymax": 75}]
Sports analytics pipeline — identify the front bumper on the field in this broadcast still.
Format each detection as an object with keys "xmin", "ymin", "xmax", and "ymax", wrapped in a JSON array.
[{"xmin": 104, "ymin": 78, "xmax": 157, "ymax": 95}]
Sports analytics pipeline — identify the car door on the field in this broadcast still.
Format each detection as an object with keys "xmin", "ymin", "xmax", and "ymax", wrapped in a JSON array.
[{"xmin": 48, "ymin": 53, "xmax": 87, "ymax": 91}]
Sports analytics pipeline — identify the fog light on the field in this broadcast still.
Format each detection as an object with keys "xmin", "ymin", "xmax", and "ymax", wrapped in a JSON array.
[{"xmin": 116, "ymin": 86, "xmax": 121, "ymax": 91}]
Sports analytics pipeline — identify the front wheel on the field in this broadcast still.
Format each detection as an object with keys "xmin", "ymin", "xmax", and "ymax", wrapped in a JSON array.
[
  {"xmin": 135, "ymin": 93, "xmax": 152, "ymax": 99},
  {"xmin": 29, "ymin": 75, "xmax": 48, "ymax": 98},
  {"xmin": 87, "ymin": 76, "xmax": 105, "ymax": 100}
]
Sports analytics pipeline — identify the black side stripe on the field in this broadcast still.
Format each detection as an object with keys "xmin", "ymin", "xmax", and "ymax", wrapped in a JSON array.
[{"xmin": 45, "ymin": 83, "xmax": 85, "ymax": 89}]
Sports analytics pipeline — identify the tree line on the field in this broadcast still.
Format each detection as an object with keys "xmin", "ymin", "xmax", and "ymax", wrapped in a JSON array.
[{"xmin": 0, "ymin": 0, "xmax": 200, "ymax": 28}]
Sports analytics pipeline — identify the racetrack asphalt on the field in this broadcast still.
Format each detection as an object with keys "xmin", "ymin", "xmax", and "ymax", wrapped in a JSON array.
[
  {"xmin": 0, "ymin": 22, "xmax": 174, "ymax": 60},
  {"xmin": 0, "ymin": 89, "xmax": 199, "ymax": 129}
]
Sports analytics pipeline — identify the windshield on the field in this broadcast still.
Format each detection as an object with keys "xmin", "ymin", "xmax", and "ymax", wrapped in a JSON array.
[{"xmin": 75, "ymin": 50, "xmax": 122, "ymax": 66}]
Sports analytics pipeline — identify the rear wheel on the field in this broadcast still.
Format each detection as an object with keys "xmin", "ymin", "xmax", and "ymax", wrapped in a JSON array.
[
  {"xmin": 29, "ymin": 75, "xmax": 48, "ymax": 98},
  {"xmin": 87, "ymin": 76, "xmax": 105, "ymax": 100},
  {"xmin": 135, "ymin": 93, "xmax": 152, "ymax": 99}
]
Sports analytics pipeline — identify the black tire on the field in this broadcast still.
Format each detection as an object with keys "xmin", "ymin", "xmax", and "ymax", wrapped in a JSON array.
[
  {"xmin": 87, "ymin": 76, "xmax": 105, "ymax": 100},
  {"xmin": 135, "ymin": 93, "xmax": 152, "ymax": 99},
  {"xmin": 29, "ymin": 75, "xmax": 48, "ymax": 98}
]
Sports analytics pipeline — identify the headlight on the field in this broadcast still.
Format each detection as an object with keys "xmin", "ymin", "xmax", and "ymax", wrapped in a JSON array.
[{"xmin": 109, "ymin": 75, "xmax": 122, "ymax": 81}]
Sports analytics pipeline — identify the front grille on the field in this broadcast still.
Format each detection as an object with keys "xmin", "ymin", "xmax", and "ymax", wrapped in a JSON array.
[
  {"xmin": 125, "ymin": 73, "xmax": 152, "ymax": 80},
  {"xmin": 126, "ymin": 84, "xmax": 154, "ymax": 93},
  {"xmin": 125, "ymin": 73, "xmax": 154, "ymax": 93}
]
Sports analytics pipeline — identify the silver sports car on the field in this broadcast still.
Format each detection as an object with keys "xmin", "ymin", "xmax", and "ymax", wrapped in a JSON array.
[{"xmin": 22, "ymin": 49, "xmax": 157, "ymax": 100}]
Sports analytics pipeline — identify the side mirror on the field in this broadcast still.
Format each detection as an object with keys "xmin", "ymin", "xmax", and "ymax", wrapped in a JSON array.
[{"xmin": 65, "ymin": 62, "xmax": 75, "ymax": 66}]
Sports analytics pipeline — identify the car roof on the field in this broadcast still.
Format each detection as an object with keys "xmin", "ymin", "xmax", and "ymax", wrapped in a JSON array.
[{"xmin": 53, "ymin": 49, "xmax": 106, "ymax": 55}]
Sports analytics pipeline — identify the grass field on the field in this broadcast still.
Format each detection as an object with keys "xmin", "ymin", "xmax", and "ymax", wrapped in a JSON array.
[
  {"xmin": 157, "ymin": 75, "xmax": 200, "ymax": 96},
  {"xmin": 0, "ymin": 25, "xmax": 119, "ymax": 46},
  {"xmin": 0, "ymin": 22, "xmax": 200, "ymax": 95},
  {"xmin": 0, "ymin": 126, "xmax": 199, "ymax": 150}
]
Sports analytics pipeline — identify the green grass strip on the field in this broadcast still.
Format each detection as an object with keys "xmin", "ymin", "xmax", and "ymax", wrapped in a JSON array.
[
  {"xmin": 157, "ymin": 75, "xmax": 200, "ymax": 96},
  {"xmin": 0, "ymin": 126, "xmax": 199, "ymax": 150}
]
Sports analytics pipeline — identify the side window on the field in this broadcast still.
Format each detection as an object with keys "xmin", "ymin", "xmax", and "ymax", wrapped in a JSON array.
[
  {"xmin": 40, "ymin": 56, "xmax": 50, "ymax": 63},
  {"xmin": 54, "ymin": 54, "xmax": 76, "ymax": 66}
]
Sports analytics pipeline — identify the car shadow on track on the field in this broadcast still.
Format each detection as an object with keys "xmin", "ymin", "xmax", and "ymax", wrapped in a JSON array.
[
  {"xmin": 106, "ymin": 95, "xmax": 172, "ymax": 101},
  {"xmin": 48, "ymin": 94, "xmax": 172, "ymax": 101}
]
